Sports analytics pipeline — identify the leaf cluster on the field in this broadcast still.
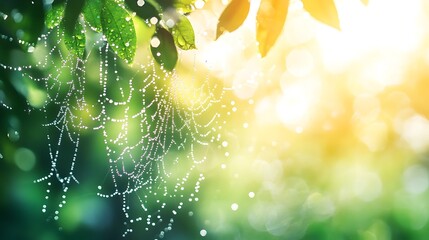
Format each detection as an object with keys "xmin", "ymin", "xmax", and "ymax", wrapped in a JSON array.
[
  {"xmin": 44, "ymin": 0, "xmax": 370, "ymax": 69},
  {"xmin": 45, "ymin": 0, "xmax": 200, "ymax": 69}
]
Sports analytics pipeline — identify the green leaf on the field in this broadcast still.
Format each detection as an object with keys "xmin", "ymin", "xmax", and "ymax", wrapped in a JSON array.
[
  {"xmin": 125, "ymin": 0, "xmax": 159, "ymax": 22},
  {"xmin": 155, "ymin": 0, "xmax": 174, "ymax": 10},
  {"xmin": 154, "ymin": 0, "xmax": 199, "ymax": 13},
  {"xmin": 216, "ymin": 0, "xmax": 250, "ymax": 39},
  {"xmin": 256, "ymin": 0, "xmax": 289, "ymax": 57},
  {"xmin": 101, "ymin": 0, "xmax": 136, "ymax": 63},
  {"xmin": 151, "ymin": 27, "xmax": 178, "ymax": 71},
  {"xmin": 302, "ymin": 0, "xmax": 340, "ymax": 30},
  {"xmin": 62, "ymin": 0, "xmax": 86, "ymax": 36},
  {"xmin": 52, "ymin": 0, "xmax": 67, "ymax": 7},
  {"xmin": 83, "ymin": 0, "xmax": 102, "ymax": 32},
  {"xmin": 171, "ymin": 15, "xmax": 196, "ymax": 50},
  {"xmin": 46, "ymin": 4, "xmax": 65, "ymax": 29},
  {"xmin": 63, "ymin": 20, "xmax": 86, "ymax": 58},
  {"xmin": 61, "ymin": 0, "xmax": 86, "ymax": 57},
  {"xmin": 174, "ymin": 0, "xmax": 197, "ymax": 14}
]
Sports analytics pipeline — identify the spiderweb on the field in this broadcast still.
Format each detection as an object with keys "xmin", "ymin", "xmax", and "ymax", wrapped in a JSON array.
[{"xmin": 1, "ymin": 22, "xmax": 229, "ymax": 238}]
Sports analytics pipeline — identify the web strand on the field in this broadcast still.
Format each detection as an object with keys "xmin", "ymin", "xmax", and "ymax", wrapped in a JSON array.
[{"xmin": 1, "ymin": 25, "xmax": 229, "ymax": 238}]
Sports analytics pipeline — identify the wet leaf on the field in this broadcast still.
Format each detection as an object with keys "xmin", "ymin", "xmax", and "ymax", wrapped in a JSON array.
[
  {"xmin": 62, "ymin": 0, "xmax": 85, "ymax": 36},
  {"xmin": 302, "ymin": 0, "xmax": 340, "ymax": 30},
  {"xmin": 216, "ymin": 0, "xmax": 250, "ymax": 39},
  {"xmin": 174, "ymin": 0, "xmax": 197, "ymax": 14},
  {"xmin": 157, "ymin": 0, "xmax": 200, "ymax": 13},
  {"xmin": 83, "ymin": 0, "xmax": 102, "ymax": 32},
  {"xmin": 151, "ymin": 27, "xmax": 178, "ymax": 71},
  {"xmin": 46, "ymin": 4, "xmax": 65, "ymax": 29},
  {"xmin": 61, "ymin": 0, "xmax": 86, "ymax": 57},
  {"xmin": 63, "ymin": 20, "xmax": 86, "ymax": 58},
  {"xmin": 171, "ymin": 14, "xmax": 196, "ymax": 50},
  {"xmin": 125, "ymin": 0, "xmax": 159, "ymax": 21},
  {"xmin": 256, "ymin": 0, "xmax": 289, "ymax": 57},
  {"xmin": 101, "ymin": 0, "xmax": 136, "ymax": 63},
  {"xmin": 53, "ymin": 0, "xmax": 67, "ymax": 6},
  {"xmin": 155, "ymin": 0, "xmax": 174, "ymax": 9}
]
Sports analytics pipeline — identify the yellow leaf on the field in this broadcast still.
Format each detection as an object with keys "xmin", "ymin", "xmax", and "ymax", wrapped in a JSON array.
[
  {"xmin": 302, "ymin": 0, "xmax": 340, "ymax": 30},
  {"xmin": 216, "ymin": 0, "xmax": 250, "ymax": 39},
  {"xmin": 256, "ymin": 0, "xmax": 290, "ymax": 57}
]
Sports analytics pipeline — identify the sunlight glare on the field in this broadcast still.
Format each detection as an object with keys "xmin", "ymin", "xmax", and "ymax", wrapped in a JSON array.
[
  {"xmin": 316, "ymin": 0, "xmax": 424, "ymax": 73},
  {"xmin": 276, "ymin": 77, "xmax": 320, "ymax": 131}
]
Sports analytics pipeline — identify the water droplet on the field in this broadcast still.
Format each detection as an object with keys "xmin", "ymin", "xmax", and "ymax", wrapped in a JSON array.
[
  {"xmin": 248, "ymin": 192, "xmax": 255, "ymax": 198},
  {"xmin": 0, "ymin": 12, "xmax": 8, "ymax": 20},
  {"xmin": 231, "ymin": 203, "xmax": 239, "ymax": 211},
  {"xmin": 0, "ymin": 153, "xmax": 3, "ymax": 159},
  {"xmin": 200, "ymin": 229, "xmax": 207, "ymax": 237},
  {"xmin": 137, "ymin": 0, "xmax": 145, "ymax": 7},
  {"xmin": 150, "ymin": 17, "xmax": 158, "ymax": 25},
  {"xmin": 151, "ymin": 37, "xmax": 160, "ymax": 48}
]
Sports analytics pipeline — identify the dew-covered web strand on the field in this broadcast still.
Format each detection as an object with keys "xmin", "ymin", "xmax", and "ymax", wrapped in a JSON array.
[
  {"xmin": 1, "ymin": 25, "xmax": 94, "ymax": 222},
  {"xmin": 0, "ymin": 99, "xmax": 13, "ymax": 110},
  {"xmin": 1, "ymin": 21, "xmax": 230, "ymax": 238},
  {"xmin": 93, "ymin": 41, "xmax": 226, "ymax": 237},
  {"xmin": 34, "ymin": 30, "xmax": 85, "ymax": 222}
]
